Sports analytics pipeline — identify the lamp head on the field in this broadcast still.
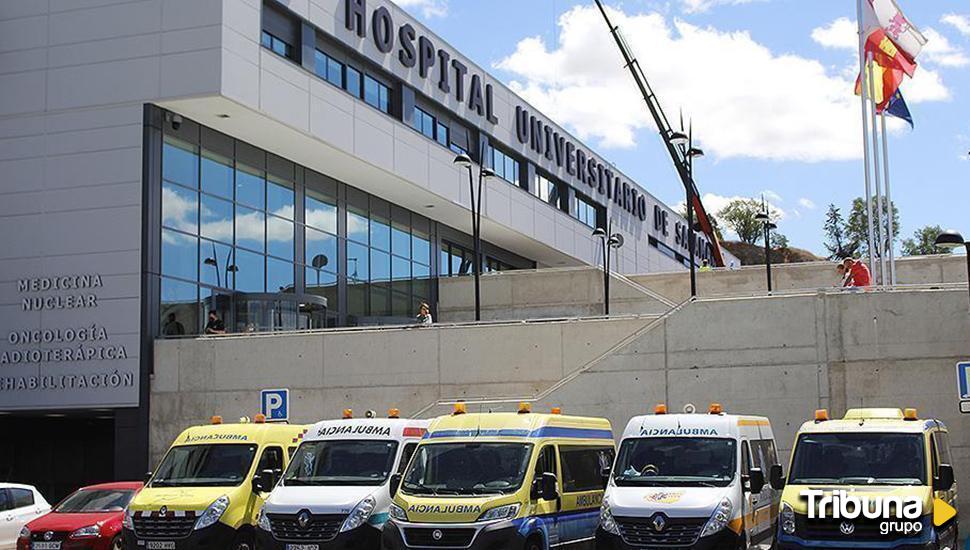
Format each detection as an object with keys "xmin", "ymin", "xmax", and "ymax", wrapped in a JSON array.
[
  {"xmin": 754, "ymin": 212, "xmax": 770, "ymax": 223},
  {"xmin": 767, "ymin": 222, "xmax": 778, "ymax": 231},
  {"xmin": 481, "ymin": 167, "xmax": 496, "ymax": 179},
  {"xmin": 608, "ymin": 234, "xmax": 625, "ymax": 248},
  {"xmin": 592, "ymin": 227, "xmax": 607, "ymax": 239},
  {"xmin": 934, "ymin": 230, "xmax": 966, "ymax": 250},
  {"xmin": 453, "ymin": 153, "xmax": 473, "ymax": 168},
  {"xmin": 669, "ymin": 131, "xmax": 689, "ymax": 147},
  {"xmin": 686, "ymin": 147, "xmax": 705, "ymax": 159}
]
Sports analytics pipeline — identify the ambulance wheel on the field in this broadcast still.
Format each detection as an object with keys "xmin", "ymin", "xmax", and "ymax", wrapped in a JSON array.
[
  {"xmin": 233, "ymin": 530, "xmax": 254, "ymax": 550},
  {"xmin": 111, "ymin": 535, "xmax": 124, "ymax": 550},
  {"xmin": 525, "ymin": 534, "xmax": 543, "ymax": 550}
]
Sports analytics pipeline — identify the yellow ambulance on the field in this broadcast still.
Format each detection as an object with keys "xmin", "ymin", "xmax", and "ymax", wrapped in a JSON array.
[
  {"xmin": 382, "ymin": 403, "xmax": 615, "ymax": 550},
  {"xmin": 776, "ymin": 408, "xmax": 958, "ymax": 550},
  {"xmin": 123, "ymin": 415, "xmax": 306, "ymax": 550}
]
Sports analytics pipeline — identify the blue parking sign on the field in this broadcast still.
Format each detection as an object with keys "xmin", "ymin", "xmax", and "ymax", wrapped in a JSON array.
[
  {"xmin": 261, "ymin": 388, "xmax": 289, "ymax": 421},
  {"xmin": 958, "ymin": 362, "xmax": 970, "ymax": 400}
]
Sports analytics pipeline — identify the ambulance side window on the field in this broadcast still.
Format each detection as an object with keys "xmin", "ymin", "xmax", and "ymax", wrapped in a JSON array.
[
  {"xmin": 764, "ymin": 439, "xmax": 779, "ymax": 466},
  {"xmin": 535, "ymin": 445, "xmax": 557, "ymax": 483},
  {"xmin": 258, "ymin": 446, "xmax": 285, "ymax": 477},
  {"xmin": 0, "ymin": 490, "xmax": 11, "ymax": 512},
  {"xmin": 741, "ymin": 441, "xmax": 751, "ymax": 475},
  {"xmin": 287, "ymin": 446, "xmax": 297, "ymax": 459},
  {"xmin": 559, "ymin": 446, "xmax": 615, "ymax": 493},
  {"xmin": 398, "ymin": 443, "xmax": 418, "ymax": 474},
  {"xmin": 932, "ymin": 432, "xmax": 952, "ymax": 467},
  {"xmin": 930, "ymin": 435, "xmax": 941, "ymax": 477}
]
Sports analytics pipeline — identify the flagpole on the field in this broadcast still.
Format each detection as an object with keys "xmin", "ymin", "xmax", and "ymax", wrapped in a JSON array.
[
  {"xmin": 880, "ymin": 112, "xmax": 897, "ymax": 285},
  {"xmin": 857, "ymin": 0, "xmax": 878, "ymax": 277},
  {"xmin": 866, "ymin": 53, "xmax": 888, "ymax": 287}
]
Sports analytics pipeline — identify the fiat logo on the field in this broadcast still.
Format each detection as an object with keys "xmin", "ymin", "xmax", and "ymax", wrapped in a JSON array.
[
  {"xmin": 839, "ymin": 521, "xmax": 855, "ymax": 536},
  {"xmin": 159, "ymin": 506, "xmax": 168, "ymax": 515},
  {"xmin": 432, "ymin": 529, "xmax": 444, "ymax": 541},
  {"xmin": 297, "ymin": 511, "xmax": 311, "ymax": 529},
  {"xmin": 44, "ymin": 532, "xmax": 54, "ymax": 541}
]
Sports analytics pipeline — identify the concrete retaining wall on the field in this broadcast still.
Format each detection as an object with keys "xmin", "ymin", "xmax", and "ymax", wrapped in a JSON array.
[
  {"xmin": 437, "ymin": 266, "xmax": 673, "ymax": 322},
  {"xmin": 631, "ymin": 254, "xmax": 967, "ymax": 303}
]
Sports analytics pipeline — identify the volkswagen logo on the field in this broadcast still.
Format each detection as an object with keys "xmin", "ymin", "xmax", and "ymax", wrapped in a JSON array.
[
  {"xmin": 839, "ymin": 521, "xmax": 855, "ymax": 536},
  {"xmin": 297, "ymin": 511, "xmax": 311, "ymax": 529},
  {"xmin": 651, "ymin": 514, "xmax": 667, "ymax": 532},
  {"xmin": 159, "ymin": 506, "xmax": 168, "ymax": 515},
  {"xmin": 43, "ymin": 531, "xmax": 54, "ymax": 541},
  {"xmin": 432, "ymin": 529, "xmax": 444, "ymax": 541}
]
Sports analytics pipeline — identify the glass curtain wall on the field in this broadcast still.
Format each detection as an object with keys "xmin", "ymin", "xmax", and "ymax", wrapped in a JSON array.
[{"xmin": 157, "ymin": 117, "xmax": 436, "ymax": 334}]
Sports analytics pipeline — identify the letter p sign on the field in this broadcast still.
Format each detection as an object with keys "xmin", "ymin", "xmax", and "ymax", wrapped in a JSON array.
[{"xmin": 261, "ymin": 388, "xmax": 289, "ymax": 422}]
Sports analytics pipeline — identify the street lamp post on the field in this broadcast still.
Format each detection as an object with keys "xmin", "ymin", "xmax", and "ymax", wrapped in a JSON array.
[
  {"xmin": 593, "ymin": 223, "xmax": 624, "ymax": 316},
  {"xmin": 454, "ymin": 148, "xmax": 494, "ymax": 322},
  {"xmin": 934, "ymin": 230, "xmax": 970, "ymax": 309},
  {"xmin": 755, "ymin": 206, "xmax": 777, "ymax": 293},
  {"xmin": 670, "ymin": 130, "xmax": 704, "ymax": 298}
]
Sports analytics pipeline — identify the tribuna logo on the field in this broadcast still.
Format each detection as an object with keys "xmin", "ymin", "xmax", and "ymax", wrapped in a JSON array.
[{"xmin": 801, "ymin": 489, "xmax": 923, "ymax": 536}]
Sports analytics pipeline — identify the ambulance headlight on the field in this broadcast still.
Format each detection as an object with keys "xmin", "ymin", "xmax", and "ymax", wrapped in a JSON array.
[
  {"xmin": 194, "ymin": 495, "xmax": 230, "ymax": 530},
  {"xmin": 341, "ymin": 495, "xmax": 377, "ymax": 532},
  {"xmin": 388, "ymin": 503, "xmax": 408, "ymax": 522},
  {"xmin": 476, "ymin": 503, "xmax": 520, "ymax": 522},
  {"xmin": 599, "ymin": 498, "xmax": 620, "ymax": 535},
  {"xmin": 257, "ymin": 507, "xmax": 272, "ymax": 532},
  {"xmin": 781, "ymin": 502, "xmax": 796, "ymax": 535},
  {"xmin": 699, "ymin": 497, "xmax": 733, "ymax": 538}
]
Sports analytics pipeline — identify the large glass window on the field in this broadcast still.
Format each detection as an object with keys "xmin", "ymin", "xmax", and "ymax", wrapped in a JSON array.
[
  {"xmin": 489, "ymin": 145, "xmax": 520, "ymax": 187},
  {"xmin": 614, "ymin": 437, "xmax": 737, "ymax": 487},
  {"xmin": 413, "ymin": 107, "xmax": 435, "ymax": 139},
  {"xmin": 345, "ymin": 66, "xmax": 362, "ymax": 97},
  {"xmin": 573, "ymin": 194, "xmax": 599, "ymax": 229},
  {"xmin": 534, "ymin": 173, "xmax": 561, "ymax": 208},
  {"xmin": 314, "ymin": 49, "xmax": 344, "ymax": 88},
  {"xmin": 788, "ymin": 433, "xmax": 926, "ymax": 485},
  {"xmin": 261, "ymin": 31, "xmax": 294, "ymax": 60}
]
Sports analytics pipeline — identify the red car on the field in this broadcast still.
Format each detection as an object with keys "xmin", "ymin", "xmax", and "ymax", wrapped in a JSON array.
[{"xmin": 17, "ymin": 482, "xmax": 142, "ymax": 550}]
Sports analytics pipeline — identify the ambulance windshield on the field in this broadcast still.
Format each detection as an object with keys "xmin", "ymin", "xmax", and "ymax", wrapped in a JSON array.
[
  {"xmin": 282, "ymin": 440, "xmax": 399, "ymax": 486},
  {"xmin": 788, "ymin": 433, "xmax": 926, "ymax": 485},
  {"xmin": 614, "ymin": 438, "xmax": 736, "ymax": 487},
  {"xmin": 151, "ymin": 444, "xmax": 258, "ymax": 487},
  {"xmin": 402, "ymin": 443, "xmax": 532, "ymax": 495}
]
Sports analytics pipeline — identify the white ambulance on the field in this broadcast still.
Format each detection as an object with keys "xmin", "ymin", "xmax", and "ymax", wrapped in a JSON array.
[
  {"xmin": 597, "ymin": 404, "xmax": 783, "ymax": 550},
  {"xmin": 255, "ymin": 409, "xmax": 429, "ymax": 550}
]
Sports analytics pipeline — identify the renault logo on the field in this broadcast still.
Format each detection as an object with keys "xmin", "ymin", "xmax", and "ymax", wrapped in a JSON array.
[
  {"xmin": 44, "ymin": 532, "xmax": 54, "ymax": 541},
  {"xmin": 297, "ymin": 511, "xmax": 311, "ymax": 529},
  {"xmin": 432, "ymin": 529, "xmax": 444, "ymax": 541},
  {"xmin": 651, "ymin": 514, "xmax": 667, "ymax": 532},
  {"xmin": 159, "ymin": 506, "xmax": 168, "ymax": 515},
  {"xmin": 839, "ymin": 521, "xmax": 855, "ymax": 536}
]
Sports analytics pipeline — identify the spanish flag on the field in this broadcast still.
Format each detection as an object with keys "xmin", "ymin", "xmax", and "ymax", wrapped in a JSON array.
[
  {"xmin": 855, "ymin": 61, "xmax": 904, "ymax": 113},
  {"xmin": 865, "ymin": 28, "xmax": 917, "ymax": 77}
]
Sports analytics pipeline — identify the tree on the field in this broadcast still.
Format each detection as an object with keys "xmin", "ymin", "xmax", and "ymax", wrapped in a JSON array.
[
  {"xmin": 717, "ymin": 199, "xmax": 776, "ymax": 245},
  {"xmin": 771, "ymin": 232, "xmax": 790, "ymax": 250},
  {"xmin": 823, "ymin": 204, "xmax": 856, "ymax": 260},
  {"xmin": 901, "ymin": 225, "xmax": 952, "ymax": 256},
  {"xmin": 846, "ymin": 197, "xmax": 899, "ymax": 258}
]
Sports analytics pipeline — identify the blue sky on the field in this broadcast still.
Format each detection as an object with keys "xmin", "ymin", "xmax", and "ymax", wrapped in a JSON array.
[{"xmin": 399, "ymin": 0, "xmax": 969, "ymax": 257}]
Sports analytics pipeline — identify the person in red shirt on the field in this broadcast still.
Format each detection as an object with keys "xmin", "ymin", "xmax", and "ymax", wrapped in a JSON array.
[{"xmin": 842, "ymin": 258, "xmax": 872, "ymax": 287}]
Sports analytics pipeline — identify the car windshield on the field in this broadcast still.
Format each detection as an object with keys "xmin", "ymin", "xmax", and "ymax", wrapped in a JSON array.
[
  {"xmin": 55, "ymin": 489, "xmax": 135, "ymax": 513},
  {"xmin": 614, "ymin": 437, "xmax": 737, "ymax": 487},
  {"xmin": 789, "ymin": 433, "xmax": 926, "ymax": 485},
  {"xmin": 151, "ymin": 444, "xmax": 258, "ymax": 487},
  {"xmin": 402, "ymin": 443, "xmax": 532, "ymax": 495},
  {"xmin": 282, "ymin": 440, "xmax": 399, "ymax": 486}
]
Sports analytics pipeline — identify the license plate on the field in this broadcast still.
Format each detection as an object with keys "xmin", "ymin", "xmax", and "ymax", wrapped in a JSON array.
[
  {"xmin": 32, "ymin": 543, "xmax": 61, "ymax": 550},
  {"xmin": 146, "ymin": 542, "xmax": 176, "ymax": 550},
  {"xmin": 286, "ymin": 545, "xmax": 320, "ymax": 550}
]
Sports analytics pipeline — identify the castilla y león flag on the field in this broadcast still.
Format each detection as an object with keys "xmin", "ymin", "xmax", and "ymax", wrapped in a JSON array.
[
  {"xmin": 855, "ymin": 0, "xmax": 925, "ymax": 112},
  {"xmin": 863, "ymin": 0, "xmax": 927, "ymax": 63}
]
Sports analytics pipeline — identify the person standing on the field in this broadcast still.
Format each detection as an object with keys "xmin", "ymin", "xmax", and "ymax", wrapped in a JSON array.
[
  {"xmin": 415, "ymin": 302, "xmax": 433, "ymax": 326},
  {"xmin": 205, "ymin": 310, "xmax": 226, "ymax": 334},
  {"xmin": 162, "ymin": 313, "xmax": 185, "ymax": 336}
]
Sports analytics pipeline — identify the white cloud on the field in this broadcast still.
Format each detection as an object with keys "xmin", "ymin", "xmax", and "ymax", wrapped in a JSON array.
[
  {"xmin": 799, "ymin": 198, "xmax": 816, "ymax": 210},
  {"xmin": 811, "ymin": 17, "xmax": 859, "ymax": 51},
  {"xmin": 496, "ymin": 6, "xmax": 882, "ymax": 162},
  {"xmin": 921, "ymin": 28, "xmax": 970, "ymax": 67},
  {"xmin": 942, "ymin": 14, "xmax": 970, "ymax": 37},
  {"xmin": 680, "ymin": 0, "xmax": 763, "ymax": 15},
  {"xmin": 394, "ymin": 0, "xmax": 447, "ymax": 19}
]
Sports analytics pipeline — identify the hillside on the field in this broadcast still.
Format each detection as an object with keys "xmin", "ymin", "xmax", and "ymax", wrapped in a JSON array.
[{"xmin": 722, "ymin": 241, "xmax": 822, "ymax": 266}]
